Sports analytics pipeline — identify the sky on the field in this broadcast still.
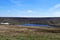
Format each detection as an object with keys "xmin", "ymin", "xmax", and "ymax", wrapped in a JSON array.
[{"xmin": 0, "ymin": 0, "xmax": 60, "ymax": 17}]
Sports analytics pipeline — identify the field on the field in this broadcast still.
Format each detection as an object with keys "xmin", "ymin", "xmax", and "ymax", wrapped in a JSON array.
[{"xmin": 0, "ymin": 25, "xmax": 60, "ymax": 40}]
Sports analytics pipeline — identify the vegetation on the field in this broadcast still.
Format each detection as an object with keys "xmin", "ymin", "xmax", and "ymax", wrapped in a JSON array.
[
  {"xmin": 0, "ymin": 17, "xmax": 60, "ymax": 40},
  {"xmin": 0, "ymin": 32, "xmax": 60, "ymax": 40},
  {"xmin": 0, "ymin": 25, "xmax": 60, "ymax": 40},
  {"xmin": 0, "ymin": 17, "xmax": 60, "ymax": 27}
]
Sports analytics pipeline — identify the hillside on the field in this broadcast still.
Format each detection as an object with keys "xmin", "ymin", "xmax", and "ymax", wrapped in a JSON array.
[
  {"xmin": 0, "ymin": 25, "xmax": 60, "ymax": 40},
  {"xmin": 0, "ymin": 17, "xmax": 60, "ymax": 27}
]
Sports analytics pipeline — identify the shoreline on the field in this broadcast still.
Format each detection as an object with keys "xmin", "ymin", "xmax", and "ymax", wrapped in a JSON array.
[{"xmin": 0, "ymin": 25, "xmax": 60, "ymax": 33}]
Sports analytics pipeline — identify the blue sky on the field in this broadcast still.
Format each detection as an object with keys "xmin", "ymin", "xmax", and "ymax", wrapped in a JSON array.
[{"xmin": 0, "ymin": 0, "xmax": 60, "ymax": 17}]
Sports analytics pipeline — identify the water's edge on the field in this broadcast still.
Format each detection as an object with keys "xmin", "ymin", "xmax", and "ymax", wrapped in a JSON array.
[{"xmin": 19, "ymin": 24, "xmax": 54, "ymax": 28}]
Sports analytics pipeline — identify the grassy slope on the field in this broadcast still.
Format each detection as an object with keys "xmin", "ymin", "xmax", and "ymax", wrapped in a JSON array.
[{"xmin": 0, "ymin": 25, "xmax": 60, "ymax": 40}]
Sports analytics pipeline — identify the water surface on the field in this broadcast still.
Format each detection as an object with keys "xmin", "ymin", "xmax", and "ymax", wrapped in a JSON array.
[{"xmin": 19, "ymin": 24, "xmax": 54, "ymax": 28}]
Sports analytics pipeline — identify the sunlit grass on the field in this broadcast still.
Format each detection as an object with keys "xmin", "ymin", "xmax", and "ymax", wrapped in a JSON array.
[
  {"xmin": 0, "ymin": 33, "xmax": 60, "ymax": 40},
  {"xmin": 0, "ymin": 25, "xmax": 60, "ymax": 40}
]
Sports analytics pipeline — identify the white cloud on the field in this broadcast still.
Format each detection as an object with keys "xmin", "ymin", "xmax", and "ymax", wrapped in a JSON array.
[
  {"xmin": 27, "ymin": 10, "xmax": 33, "ymax": 13},
  {"xmin": 48, "ymin": 4, "xmax": 60, "ymax": 12},
  {"xmin": 54, "ymin": 4, "xmax": 60, "ymax": 8},
  {"xmin": 48, "ymin": 4, "xmax": 60, "ymax": 17}
]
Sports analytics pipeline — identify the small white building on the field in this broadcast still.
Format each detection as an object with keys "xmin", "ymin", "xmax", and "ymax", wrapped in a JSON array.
[{"xmin": 0, "ymin": 22, "xmax": 10, "ymax": 25}]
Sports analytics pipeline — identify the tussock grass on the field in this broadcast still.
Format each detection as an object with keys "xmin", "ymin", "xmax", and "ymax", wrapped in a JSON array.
[{"xmin": 0, "ymin": 25, "xmax": 60, "ymax": 40}]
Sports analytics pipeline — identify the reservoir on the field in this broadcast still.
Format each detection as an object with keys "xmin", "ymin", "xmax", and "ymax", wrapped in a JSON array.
[{"xmin": 19, "ymin": 24, "xmax": 54, "ymax": 28}]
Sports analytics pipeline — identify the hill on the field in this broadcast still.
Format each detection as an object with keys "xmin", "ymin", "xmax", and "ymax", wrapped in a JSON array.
[{"xmin": 0, "ymin": 17, "xmax": 60, "ymax": 27}]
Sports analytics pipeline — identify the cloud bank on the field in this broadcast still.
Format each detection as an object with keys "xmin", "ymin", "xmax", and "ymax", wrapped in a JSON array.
[
  {"xmin": 48, "ymin": 4, "xmax": 60, "ymax": 17},
  {"xmin": 48, "ymin": 4, "xmax": 60, "ymax": 12}
]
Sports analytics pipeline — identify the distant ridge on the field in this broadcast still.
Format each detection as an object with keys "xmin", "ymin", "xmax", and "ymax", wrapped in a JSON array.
[{"xmin": 0, "ymin": 17, "xmax": 60, "ymax": 27}]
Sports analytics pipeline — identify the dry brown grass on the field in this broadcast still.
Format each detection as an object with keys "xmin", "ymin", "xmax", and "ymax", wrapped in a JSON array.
[
  {"xmin": 0, "ymin": 25, "xmax": 60, "ymax": 40},
  {"xmin": 0, "ymin": 25, "xmax": 60, "ymax": 33}
]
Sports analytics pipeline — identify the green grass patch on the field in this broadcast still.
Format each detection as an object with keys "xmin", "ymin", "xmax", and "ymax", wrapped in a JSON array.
[{"xmin": 0, "ymin": 33, "xmax": 60, "ymax": 40}]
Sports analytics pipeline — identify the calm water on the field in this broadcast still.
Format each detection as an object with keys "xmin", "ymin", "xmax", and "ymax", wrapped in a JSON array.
[{"xmin": 19, "ymin": 24, "xmax": 54, "ymax": 28}]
